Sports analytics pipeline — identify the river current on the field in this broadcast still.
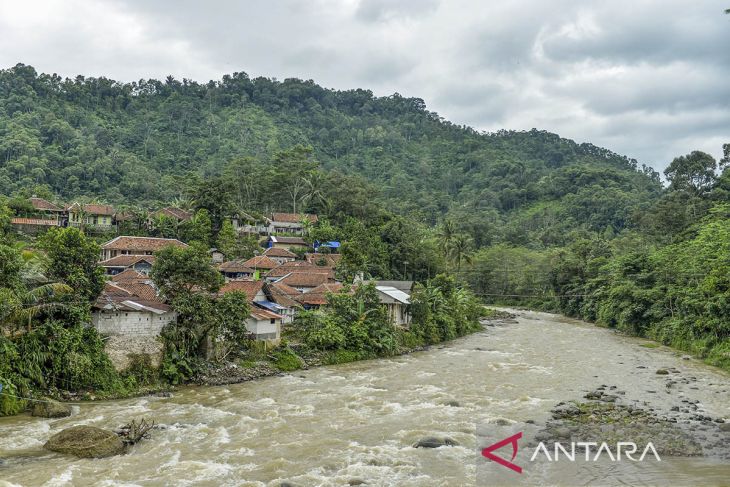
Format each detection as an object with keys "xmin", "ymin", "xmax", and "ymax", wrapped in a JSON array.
[{"xmin": 1, "ymin": 310, "xmax": 729, "ymax": 486}]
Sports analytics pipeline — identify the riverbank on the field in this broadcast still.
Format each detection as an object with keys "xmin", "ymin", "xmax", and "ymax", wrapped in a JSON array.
[
  {"xmin": 3, "ymin": 309, "xmax": 514, "ymax": 413},
  {"xmin": 191, "ymin": 308, "xmax": 516, "ymax": 387}
]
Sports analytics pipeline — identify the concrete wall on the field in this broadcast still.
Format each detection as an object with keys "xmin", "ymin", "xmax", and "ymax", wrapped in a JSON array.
[{"xmin": 92, "ymin": 310, "xmax": 176, "ymax": 336}]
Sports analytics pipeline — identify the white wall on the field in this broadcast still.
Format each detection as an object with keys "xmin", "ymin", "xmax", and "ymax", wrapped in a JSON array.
[{"xmin": 245, "ymin": 317, "xmax": 281, "ymax": 340}]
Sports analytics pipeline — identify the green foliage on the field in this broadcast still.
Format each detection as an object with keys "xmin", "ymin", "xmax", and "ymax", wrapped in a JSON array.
[
  {"xmin": 38, "ymin": 227, "xmax": 105, "ymax": 301},
  {"xmin": 151, "ymin": 244, "xmax": 223, "ymax": 301},
  {"xmin": 271, "ymin": 347, "xmax": 304, "ymax": 371}
]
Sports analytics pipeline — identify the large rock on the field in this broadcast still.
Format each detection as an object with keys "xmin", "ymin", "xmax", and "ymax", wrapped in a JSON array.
[
  {"xmin": 31, "ymin": 399, "xmax": 72, "ymax": 418},
  {"xmin": 44, "ymin": 425, "xmax": 125, "ymax": 458},
  {"xmin": 413, "ymin": 436, "xmax": 459, "ymax": 448}
]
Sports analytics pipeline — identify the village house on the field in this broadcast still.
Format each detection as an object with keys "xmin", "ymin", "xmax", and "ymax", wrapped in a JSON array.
[
  {"xmin": 263, "ymin": 282, "xmax": 303, "ymax": 323},
  {"xmin": 268, "ymin": 212, "xmax": 318, "ymax": 235},
  {"xmin": 100, "ymin": 236, "xmax": 187, "ymax": 261},
  {"xmin": 276, "ymin": 271, "xmax": 333, "ymax": 293},
  {"xmin": 296, "ymin": 282, "xmax": 345, "ymax": 310},
  {"xmin": 262, "ymin": 246, "xmax": 297, "ymax": 265},
  {"xmin": 91, "ymin": 282, "xmax": 176, "ymax": 337},
  {"xmin": 66, "ymin": 203, "xmax": 116, "ymax": 231},
  {"xmin": 267, "ymin": 235, "xmax": 309, "ymax": 251},
  {"xmin": 99, "ymin": 255, "xmax": 156, "ymax": 275},
  {"xmin": 246, "ymin": 307, "xmax": 284, "ymax": 343},
  {"xmin": 218, "ymin": 260, "xmax": 255, "ymax": 280},
  {"xmin": 10, "ymin": 197, "xmax": 65, "ymax": 234},
  {"xmin": 218, "ymin": 280, "xmax": 283, "ymax": 342},
  {"xmin": 369, "ymin": 280, "xmax": 413, "ymax": 326}
]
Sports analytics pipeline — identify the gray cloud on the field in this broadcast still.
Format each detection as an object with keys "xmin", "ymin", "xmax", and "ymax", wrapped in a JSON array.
[{"xmin": 0, "ymin": 0, "xmax": 727, "ymax": 168}]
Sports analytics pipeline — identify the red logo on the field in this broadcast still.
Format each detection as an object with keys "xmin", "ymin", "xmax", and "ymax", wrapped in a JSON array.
[{"xmin": 481, "ymin": 432, "xmax": 523, "ymax": 474}]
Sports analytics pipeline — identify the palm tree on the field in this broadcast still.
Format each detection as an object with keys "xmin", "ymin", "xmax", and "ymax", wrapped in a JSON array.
[
  {"xmin": 2, "ymin": 282, "xmax": 72, "ymax": 334},
  {"xmin": 436, "ymin": 220, "xmax": 456, "ymax": 256},
  {"xmin": 302, "ymin": 173, "xmax": 331, "ymax": 215},
  {"xmin": 448, "ymin": 234, "xmax": 474, "ymax": 273}
]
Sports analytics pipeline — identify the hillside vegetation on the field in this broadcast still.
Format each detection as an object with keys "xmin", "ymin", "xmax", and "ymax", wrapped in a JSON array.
[{"xmin": 1, "ymin": 63, "xmax": 729, "ymax": 371}]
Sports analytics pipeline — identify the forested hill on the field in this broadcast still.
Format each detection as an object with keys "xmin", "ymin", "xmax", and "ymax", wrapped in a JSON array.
[{"xmin": 0, "ymin": 63, "xmax": 661, "ymax": 243}]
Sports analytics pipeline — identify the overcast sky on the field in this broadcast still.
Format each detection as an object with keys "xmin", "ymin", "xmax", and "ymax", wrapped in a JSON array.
[{"xmin": 1, "ymin": 0, "xmax": 728, "ymax": 169}]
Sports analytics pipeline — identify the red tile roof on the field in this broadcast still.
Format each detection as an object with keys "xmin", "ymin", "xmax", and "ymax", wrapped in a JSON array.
[
  {"xmin": 241, "ymin": 255, "xmax": 279, "ymax": 270},
  {"xmin": 296, "ymin": 283, "xmax": 345, "ymax": 306},
  {"xmin": 102, "ymin": 236, "xmax": 187, "ymax": 252},
  {"xmin": 30, "ymin": 197, "xmax": 63, "ymax": 212},
  {"xmin": 219, "ymin": 280, "xmax": 265, "ymax": 302},
  {"xmin": 271, "ymin": 212, "xmax": 318, "ymax": 224},
  {"xmin": 10, "ymin": 217, "xmax": 59, "ymax": 226},
  {"xmin": 263, "ymin": 247, "xmax": 297, "ymax": 258},
  {"xmin": 99, "ymin": 255, "xmax": 156, "ymax": 267}
]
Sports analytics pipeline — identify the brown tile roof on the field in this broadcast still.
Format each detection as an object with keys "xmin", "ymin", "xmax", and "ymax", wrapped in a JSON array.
[
  {"xmin": 94, "ymin": 282, "xmax": 170, "ymax": 312},
  {"xmin": 218, "ymin": 260, "xmax": 255, "ymax": 274},
  {"xmin": 111, "ymin": 269, "xmax": 149, "ymax": 283},
  {"xmin": 267, "ymin": 260, "xmax": 316, "ymax": 277},
  {"xmin": 304, "ymin": 253, "xmax": 342, "ymax": 267},
  {"xmin": 268, "ymin": 281, "xmax": 301, "ymax": 296},
  {"xmin": 296, "ymin": 283, "xmax": 345, "ymax": 306},
  {"xmin": 102, "ymin": 236, "xmax": 188, "ymax": 252},
  {"xmin": 241, "ymin": 255, "xmax": 279, "ymax": 270},
  {"xmin": 263, "ymin": 247, "xmax": 297, "ymax": 258},
  {"xmin": 219, "ymin": 280, "xmax": 265, "ymax": 302},
  {"xmin": 264, "ymin": 282, "xmax": 303, "ymax": 309},
  {"xmin": 99, "ymin": 255, "xmax": 156, "ymax": 267},
  {"xmin": 154, "ymin": 207, "xmax": 193, "ymax": 221},
  {"xmin": 10, "ymin": 217, "xmax": 59, "ymax": 226},
  {"xmin": 278, "ymin": 272, "xmax": 331, "ymax": 288},
  {"xmin": 271, "ymin": 212, "xmax": 318, "ymax": 224},
  {"xmin": 67, "ymin": 203, "xmax": 115, "ymax": 216},
  {"xmin": 30, "ymin": 197, "xmax": 62, "ymax": 212}
]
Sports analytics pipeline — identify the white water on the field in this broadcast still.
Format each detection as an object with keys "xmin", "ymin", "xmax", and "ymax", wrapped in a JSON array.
[{"xmin": 1, "ymin": 310, "xmax": 729, "ymax": 486}]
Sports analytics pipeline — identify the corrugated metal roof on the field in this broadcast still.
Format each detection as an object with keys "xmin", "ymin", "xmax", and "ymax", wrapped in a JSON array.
[{"xmin": 376, "ymin": 286, "xmax": 410, "ymax": 304}]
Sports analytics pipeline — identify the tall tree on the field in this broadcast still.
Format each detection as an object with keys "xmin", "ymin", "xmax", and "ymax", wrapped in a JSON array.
[{"xmin": 664, "ymin": 151, "xmax": 717, "ymax": 196}]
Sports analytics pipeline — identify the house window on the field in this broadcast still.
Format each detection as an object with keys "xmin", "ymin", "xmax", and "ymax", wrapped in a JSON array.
[{"xmin": 270, "ymin": 318, "xmax": 276, "ymax": 324}]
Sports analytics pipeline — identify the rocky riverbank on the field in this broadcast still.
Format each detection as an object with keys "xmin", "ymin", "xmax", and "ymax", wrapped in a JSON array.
[{"xmin": 533, "ymin": 385, "xmax": 730, "ymax": 459}]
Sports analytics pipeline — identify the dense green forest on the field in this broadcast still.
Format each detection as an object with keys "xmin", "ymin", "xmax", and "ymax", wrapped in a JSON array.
[
  {"xmin": 0, "ymin": 63, "xmax": 662, "ymax": 246},
  {"xmin": 1, "ymin": 63, "xmax": 729, "ymax": 377}
]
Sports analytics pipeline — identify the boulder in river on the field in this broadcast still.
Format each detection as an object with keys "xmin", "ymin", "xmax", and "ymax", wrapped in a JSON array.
[
  {"xmin": 656, "ymin": 369, "xmax": 670, "ymax": 375},
  {"xmin": 31, "ymin": 398, "xmax": 71, "ymax": 418},
  {"xmin": 413, "ymin": 436, "xmax": 458, "ymax": 448},
  {"xmin": 44, "ymin": 425, "xmax": 125, "ymax": 458}
]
